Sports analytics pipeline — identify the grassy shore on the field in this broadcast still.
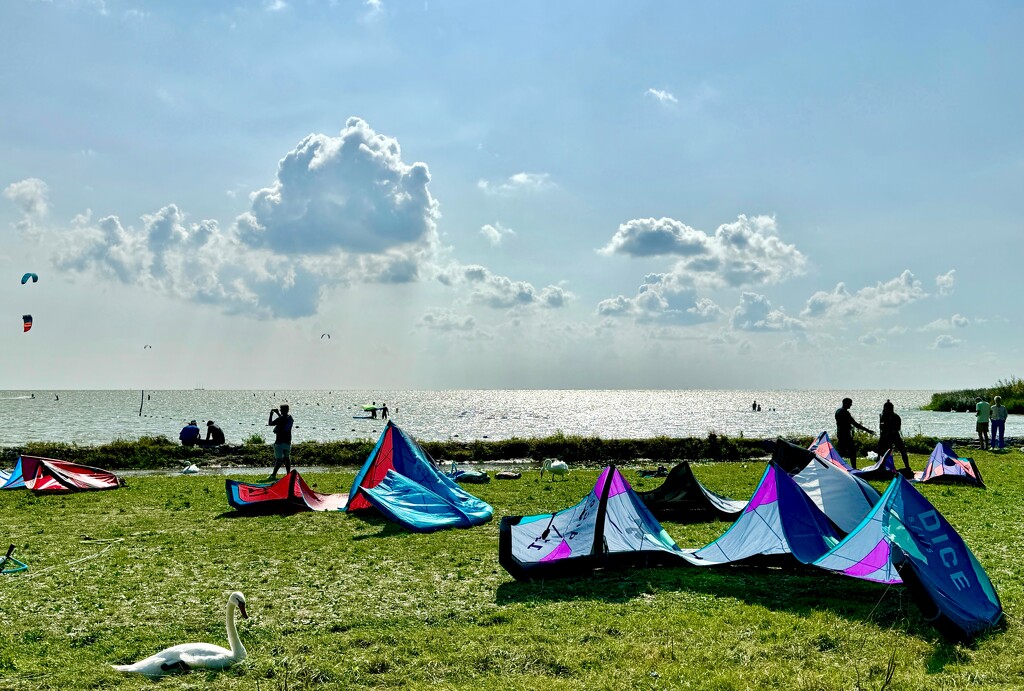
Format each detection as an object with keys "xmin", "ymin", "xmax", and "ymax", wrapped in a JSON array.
[
  {"xmin": 0, "ymin": 449, "xmax": 1021, "ymax": 690},
  {"xmin": 1, "ymin": 431, "xmax": 968, "ymax": 472}
]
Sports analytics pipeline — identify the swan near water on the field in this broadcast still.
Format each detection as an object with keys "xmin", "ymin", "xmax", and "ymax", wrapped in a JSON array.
[
  {"xmin": 540, "ymin": 458, "xmax": 569, "ymax": 481},
  {"xmin": 112, "ymin": 591, "xmax": 248, "ymax": 677}
]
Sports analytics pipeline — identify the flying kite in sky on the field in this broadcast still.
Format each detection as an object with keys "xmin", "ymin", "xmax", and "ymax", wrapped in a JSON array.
[
  {"xmin": 321, "ymin": 333, "xmax": 331, "ymax": 339},
  {"xmin": 143, "ymin": 345, "xmax": 152, "ymax": 349},
  {"xmin": 22, "ymin": 315, "xmax": 32, "ymax": 332},
  {"xmin": 20, "ymin": 272, "xmax": 38, "ymax": 285}
]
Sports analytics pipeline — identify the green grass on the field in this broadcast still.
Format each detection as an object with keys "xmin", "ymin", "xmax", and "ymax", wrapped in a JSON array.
[{"xmin": 1, "ymin": 451, "xmax": 1022, "ymax": 690}]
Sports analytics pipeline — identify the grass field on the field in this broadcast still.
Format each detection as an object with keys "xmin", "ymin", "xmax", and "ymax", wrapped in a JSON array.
[{"xmin": 1, "ymin": 450, "xmax": 1021, "ymax": 690}]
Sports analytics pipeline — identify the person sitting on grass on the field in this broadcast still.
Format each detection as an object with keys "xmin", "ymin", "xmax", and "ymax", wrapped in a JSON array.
[
  {"xmin": 179, "ymin": 420, "xmax": 201, "ymax": 447},
  {"xmin": 203, "ymin": 420, "xmax": 226, "ymax": 446}
]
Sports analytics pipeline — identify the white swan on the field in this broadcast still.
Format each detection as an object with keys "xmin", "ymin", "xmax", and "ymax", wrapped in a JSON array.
[
  {"xmin": 181, "ymin": 462, "xmax": 200, "ymax": 475},
  {"xmin": 112, "ymin": 591, "xmax": 248, "ymax": 677},
  {"xmin": 541, "ymin": 458, "xmax": 569, "ymax": 481}
]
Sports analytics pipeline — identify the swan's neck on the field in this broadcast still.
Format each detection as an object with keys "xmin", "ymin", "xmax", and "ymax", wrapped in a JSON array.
[{"xmin": 225, "ymin": 602, "xmax": 247, "ymax": 661}]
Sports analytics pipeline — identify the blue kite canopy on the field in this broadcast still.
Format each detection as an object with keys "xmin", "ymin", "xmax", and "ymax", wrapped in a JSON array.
[
  {"xmin": 851, "ymin": 449, "xmax": 899, "ymax": 482},
  {"xmin": 915, "ymin": 442, "xmax": 984, "ymax": 487},
  {"xmin": 20, "ymin": 272, "xmax": 38, "ymax": 285},
  {"xmin": 0, "ymin": 458, "xmax": 25, "ymax": 489},
  {"xmin": 500, "ymin": 466, "xmax": 687, "ymax": 581},
  {"xmin": 885, "ymin": 476, "xmax": 1003, "ymax": 641},
  {"xmin": 681, "ymin": 462, "xmax": 841, "ymax": 567},
  {"xmin": 346, "ymin": 421, "xmax": 493, "ymax": 532},
  {"xmin": 772, "ymin": 439, "xmax": 880, "ymax": 534}
]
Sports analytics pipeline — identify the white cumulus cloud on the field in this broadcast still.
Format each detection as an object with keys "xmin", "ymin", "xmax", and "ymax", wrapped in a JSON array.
[
  {"xmin": 802, "ymin": 270, "xmax": 927, "ymax": 320},
  {"xmin": 730, "ymin": 292, "xmax": 805, "ymax": 332},
  {"xmin": 935, "ymin": 269, "xmax": 956, "ymax": 296},
  {"xmin": 477, "ymin": 172, "xmax": 554, "ymax": 195},
  {"xmin": 440, "ymin": 264, "xmax": 573, "ymax": 310},
  {"xmin": 645, "ymin": 88, "xmax": 678, "ymax": 104},
  {"xmin": 600, "ymin": 215, "xmax": 805, "ymax": 289},
  {"xmin": 480, "ymin": 222, "xmax": 515, "ymax": 246},
  {"xmin": 932, "ymin": 334, "xmax": 963, "ymax": 349}
]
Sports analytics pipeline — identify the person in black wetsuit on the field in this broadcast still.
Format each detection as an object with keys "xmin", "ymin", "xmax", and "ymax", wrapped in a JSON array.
[
  {"xmin": 204, "ymin": 420, "xmax": 226, "ymax": 445},
  {"xmin": 835, "ymin": 397, "xmax": 874, "ymax": 469},
  {"xmin": 876, "ymin": 400, "xmax": 911, "ymax": 471}
]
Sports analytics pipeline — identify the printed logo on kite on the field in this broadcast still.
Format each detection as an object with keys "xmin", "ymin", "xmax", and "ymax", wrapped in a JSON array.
[
  {"xmin": 22, "ymin": 315, "xmax": 33, "ymax": 332},
  {"xmin": 20, "ymin": 272, "xmax": 38, "ymax": 285}
]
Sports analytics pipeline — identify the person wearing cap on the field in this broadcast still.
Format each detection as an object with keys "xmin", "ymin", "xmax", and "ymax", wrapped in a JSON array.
[
  {"xmin": 178, "ymin": 420, "xmax": 201, "ymax": 447},
  {"xmin": 975, "ymin": 396, "xmax": 991, "ymax": 450},
  {"xmin": 205, "ymin": 420, "xmax": 226, "ymax": 445},
  {"xmin": 990, "ymin": 396, "xmax": 1008, "ymax": 450}
]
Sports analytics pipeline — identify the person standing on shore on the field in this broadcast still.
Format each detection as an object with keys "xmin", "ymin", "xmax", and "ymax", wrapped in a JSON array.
[
  {"xmin": 267, "ymin": 404, "xmax": 294, "ymax": 479},
  {"xmin": 876, "ymin": 400, "xmax": 912, "ymax": 472},
  {"xmin": 990, "ymin": 396, "xmax": 1008, "ymax": 450},
  {"xmin": 381, "ymin": 403, "xmax": 389, "ymax": 420},
  {"xmin": 835, "ymin": 397, "xmax": 874, "ymax": 469},
  {"xmin": 975, "ymin": 396, "xmax": 991, "ymax": 450}
]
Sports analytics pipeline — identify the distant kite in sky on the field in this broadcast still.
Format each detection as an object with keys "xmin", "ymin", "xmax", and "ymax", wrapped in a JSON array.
[
  {"xmin": 20, "ymin": 272, "xmax": 38, "ymax": 285},
  {"xmin": 143, "ymin": 345, "xmax": 152, "ymax": 349},
  {"xmin": 321, "ymin": 333, "xmax": 330, "ymax": 339},
  {"xmin": 22, "ymin": 315, "xmax": 32, "ymax": 332}
]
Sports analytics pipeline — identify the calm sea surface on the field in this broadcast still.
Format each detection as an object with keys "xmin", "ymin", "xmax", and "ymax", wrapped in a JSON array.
[{"xmin": 0, "ymin": 389, "xmax": 987, "ymax": 447}]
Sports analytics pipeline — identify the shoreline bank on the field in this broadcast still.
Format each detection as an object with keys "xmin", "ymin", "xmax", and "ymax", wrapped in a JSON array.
[{"xmin": 4, "ymin": 432, "xmax": 1009, "ymax": 472}]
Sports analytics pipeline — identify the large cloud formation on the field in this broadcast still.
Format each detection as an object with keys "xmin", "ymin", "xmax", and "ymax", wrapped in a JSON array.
[
  {"xmin": 599, "ymin": 215, "xmax": 806, "ymax": 288},
  {"xmin": 18, "ymin": 119, "xmax": 459, "ymax": 319},
  {"xmin": 439, "ymin": 264, "xmax": 574, "ymax": 310},
  {"xmin": 237, "ymin": 117, "xmax": 439, "ymax": 257},
  {"xmin": 597, "ymin": 214, "xmax": 803, "ymax": 324}
]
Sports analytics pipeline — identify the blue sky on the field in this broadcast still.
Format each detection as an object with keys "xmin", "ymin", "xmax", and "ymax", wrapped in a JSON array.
[{"xmin": 2, "ymin": 0, "xmax": 1021, "ymax": 390}]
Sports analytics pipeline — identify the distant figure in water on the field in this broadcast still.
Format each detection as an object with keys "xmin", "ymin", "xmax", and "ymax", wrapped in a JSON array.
[
  {"xmin": 752, "ymin": 400, "xmax": 757, "ymax": 412},
  {"xmin": 756, "ymin": 403, "xmax": 762, "ymax": 412},
  {"xmin": 54, "ymin": 394, "xmax": 59, "ymax": 401},
  {"xmin": 31, "ymin": 394, "xmax": 35, "ymax": 399},
  {"xmin": 370, "ymin": 402, "xmax": 378, "ymax": 419},
  {"xmin": 381, "ymin": 403, "xmax": 389, "ymax": 420}
]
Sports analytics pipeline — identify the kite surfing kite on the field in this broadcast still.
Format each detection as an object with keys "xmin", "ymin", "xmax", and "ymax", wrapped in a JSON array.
[
  {"xmin": 321, "ymin": 333, "xmax": 330, "ymax": 339},
  {"xmin": 20, "ymin": 272, "xmax": 38, "ymax": 285},
  {"xmin": 22, "ymin": 315, "xmax": 32, "ymax": 333}
]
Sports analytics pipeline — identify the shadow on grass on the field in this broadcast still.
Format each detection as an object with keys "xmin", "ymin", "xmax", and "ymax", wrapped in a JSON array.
[
  {"xmin": 349, "ymin": 513, "xmax": 408, "ymax": 540},
  {"xmin": 496, "ymin": 564, "xmax": 937, "ymax": 639},
  {"xmin": 214, "ymin": 506, "xmax": 308, "ymax": 519}
]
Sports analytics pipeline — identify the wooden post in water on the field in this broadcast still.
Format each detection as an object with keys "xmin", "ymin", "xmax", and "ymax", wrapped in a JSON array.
[{"xmin": 139, "ymin": 390, "xmax": 144, "ymax": 416}]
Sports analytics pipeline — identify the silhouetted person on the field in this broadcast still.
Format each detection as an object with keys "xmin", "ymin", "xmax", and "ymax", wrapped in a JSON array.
[
  {"xmin": 835, "ymin": 397, "xmax": 874, "ymax": 469},
  {"xmin": 876, "ymin": 400, "xmax": 911, "ymax": 471},
  {"xmin": 205, "ymin": 420, "xmax": 226, "ymax": 445},
  {"xmin": 267, "ymin": 404, "xmax": 294, "ymax": 479},
  {"xmin": 975, "ymin": 396, "xmax": 991, "ymax": 450}
]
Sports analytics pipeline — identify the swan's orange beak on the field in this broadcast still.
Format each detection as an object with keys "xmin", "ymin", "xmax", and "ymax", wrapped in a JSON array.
[{"xmin": 238, "ymin": 601, "xmax": 249, "ymax": 619}]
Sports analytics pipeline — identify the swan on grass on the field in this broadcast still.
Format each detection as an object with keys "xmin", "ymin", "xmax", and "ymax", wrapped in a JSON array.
[
  {"xmin": 111, "ymin": 591, "xmax": 248, "ymax": 677},
  {"xmin": 540, "ymin": 458, "xmax": 569, "ymax": 481}
]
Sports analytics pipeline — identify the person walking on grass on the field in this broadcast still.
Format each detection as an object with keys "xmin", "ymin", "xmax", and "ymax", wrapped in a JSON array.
[
  {"xmin": 877, "ymin": 400, "xmax": 912, "ymax": 472},
  {"xmin": 835, "ymin": 397, "xmax": 874, "ymax": 469},
  {"xmin": 990, "ymin": 396, "xmax": 1008, "ymax": 451},
  {"xmin": 975, "ymin": 396, "xmax": 991, "ymax": 451},
  {"xmin": 267, "ymin": 404, "xmax": 294, "ymax": 479}
]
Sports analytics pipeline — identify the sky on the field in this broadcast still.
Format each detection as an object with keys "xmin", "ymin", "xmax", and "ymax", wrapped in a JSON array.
[{"xmin": 2, "ymin": 0, "xmax": 1022, "ymax": 390}]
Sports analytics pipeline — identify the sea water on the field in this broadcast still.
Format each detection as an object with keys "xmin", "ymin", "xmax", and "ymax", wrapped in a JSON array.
[{"xmin": 0, "ymin": 389, "xmax": 986, "ymax": 447}]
